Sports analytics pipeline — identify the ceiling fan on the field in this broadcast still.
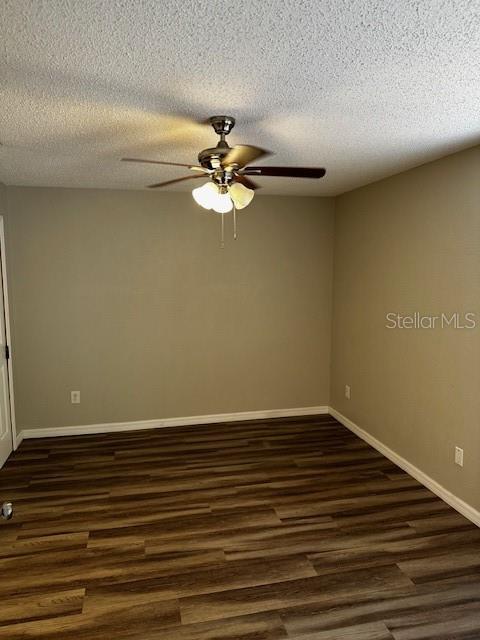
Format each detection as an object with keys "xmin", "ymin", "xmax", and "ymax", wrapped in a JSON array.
[{"xmin": 122, "ymin": 116, "xmax": 326, "ymax": 214}]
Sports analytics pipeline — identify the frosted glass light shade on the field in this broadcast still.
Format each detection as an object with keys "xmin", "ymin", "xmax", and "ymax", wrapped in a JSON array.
[
  {"xmin": 229, "ymin": 182, "xmax": 254, "ymax": 209},
  {"xmin": 192, "ymin": 182, "xmax": 220, "ymax": 210},
  {"xmin": 212, "ymin": 192, "xmax": 233, "ymax": 213}
]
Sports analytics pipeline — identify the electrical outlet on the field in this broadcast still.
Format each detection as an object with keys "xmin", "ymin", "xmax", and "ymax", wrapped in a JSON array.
[
  {"xmin": 70, "ymin": 390, "xmax": 81, "ymax": 404},
  {"xmin": 345, "ymin": 385, "xmax": 351, "ymax": 400},
  {"xmin": 455, "ymin": 446, "xmax": 464, "ymax": 467}
]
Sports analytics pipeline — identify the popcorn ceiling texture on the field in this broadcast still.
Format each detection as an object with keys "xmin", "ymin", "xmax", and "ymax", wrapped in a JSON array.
[{"xmin": 0, "ymin": 0, "xmax": 479, "ymax": 195}]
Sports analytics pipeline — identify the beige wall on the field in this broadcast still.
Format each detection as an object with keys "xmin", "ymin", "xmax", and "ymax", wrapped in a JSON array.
[
  {"xmin": 3, "ymin": 147, "xmax": 479, "ymax": 513},
  {"xmin": 4, "ymin": 187, "xmax": 334, "ymax": 429},
  {"xmin": 331, "ymin": 146, "xmax": 480, "ymax": 510}
]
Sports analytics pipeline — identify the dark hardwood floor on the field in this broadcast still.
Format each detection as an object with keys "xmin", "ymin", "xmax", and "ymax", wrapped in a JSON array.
[{"xmin": 1, "ymin": 414, "xmax": 479, "ymax": 639}]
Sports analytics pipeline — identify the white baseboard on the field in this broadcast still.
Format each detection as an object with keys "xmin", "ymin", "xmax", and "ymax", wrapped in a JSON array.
[
  {"xmin": 329, "ymin": 407, "xmax": 480, "ymax": 529},
  {"xmin": 17, "ymin": 405, "xmax": 329, "ymax": 441},
  {"xmin": 15, "ymin": 404, "xmax": 479, "ymax": 528}
]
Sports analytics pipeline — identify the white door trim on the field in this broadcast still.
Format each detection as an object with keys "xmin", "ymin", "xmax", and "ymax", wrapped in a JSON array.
[{"xmin": 0, "ymin": 216, "xmax": 17, "ymax": 451}]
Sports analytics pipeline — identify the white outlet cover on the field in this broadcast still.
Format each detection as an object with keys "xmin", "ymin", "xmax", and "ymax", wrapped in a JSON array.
[
  {"xmin": 345, "ymin": 385, "xmax": 351, "ymax": 400},
  {"xmin": 70, "ymin": 391, "xmax": 81, "ymax": 404},
  {"xmin": 455, "ymin": 446, "xmax": 464, "ymax": 467}
]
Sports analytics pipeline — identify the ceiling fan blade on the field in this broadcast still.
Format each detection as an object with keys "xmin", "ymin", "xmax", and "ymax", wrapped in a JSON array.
[
  {"xmin": 122, "ymin": 157, "xmax": 203, "ymax": 170},
  {"xmin": 241, "ymin": 166, "xmax": 326, "ymax": 179},
  {"xmin": 235, "ymin": 174, "xmax": 260, "ymax": 190},
  {"xmin": 147, "ymin": 175, "xmax": 206, "ymax": 189},
  {"xmin": 222, "ymin": 145, "xmax": 270, "ymax": 169}
]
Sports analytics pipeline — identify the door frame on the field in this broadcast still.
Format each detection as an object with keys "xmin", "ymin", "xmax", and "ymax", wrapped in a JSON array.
[{"xmin": 0, "ymin": 216, "xmax": 17, "ymax": 450}]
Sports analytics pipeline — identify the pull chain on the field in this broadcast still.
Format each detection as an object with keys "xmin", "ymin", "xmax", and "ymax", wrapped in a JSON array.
[
  {"xmin": 220, "ymin": 212, "xmax": 225, "ymax": 249},
  {"xmin": 233, "ymin": 203, "xmax": 237, "ymax": 240}
]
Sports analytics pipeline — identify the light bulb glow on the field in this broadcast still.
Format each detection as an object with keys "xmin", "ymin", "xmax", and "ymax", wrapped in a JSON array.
[
  {"xmin": 229, "ymin": 182, "xmax": 255, "ymax": 209},
  {"xmin": 192, "ymin": 182, "xmax": 220, "ymax": 210}
]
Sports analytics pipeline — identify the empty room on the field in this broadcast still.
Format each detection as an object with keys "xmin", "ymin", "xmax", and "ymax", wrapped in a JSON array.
[{"xmin": 0, "ymin": 1, "xmax": 479, "ymax": 638}]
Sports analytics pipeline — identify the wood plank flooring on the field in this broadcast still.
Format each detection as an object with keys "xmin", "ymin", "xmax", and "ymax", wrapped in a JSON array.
[{"xmin": 1, "ymin": 414, "xmax": 479, "ymax": 639}]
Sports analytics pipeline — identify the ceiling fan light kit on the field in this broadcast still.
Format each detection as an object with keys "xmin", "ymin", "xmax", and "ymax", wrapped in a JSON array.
[
  {"xmin": 192, "ymin": 181, "xmax": 254, "ymax": 213},
  {"xmin": 121, "ymin": 116, "xmax": 326, "ymax": 245}
]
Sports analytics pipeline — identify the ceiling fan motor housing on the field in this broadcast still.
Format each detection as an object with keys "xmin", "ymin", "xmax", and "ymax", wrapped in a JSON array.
[
  {"xmin": 198, "ymin": 146, "xmax": 229, "ymax": 169},
  {"xmin": 198, "ymin": 116, "xmax": 236, "ymax": 172}
]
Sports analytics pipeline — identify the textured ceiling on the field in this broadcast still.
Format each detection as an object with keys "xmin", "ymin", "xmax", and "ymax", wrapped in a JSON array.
[{"xmin": 0, "ymin": 0, "xmax": 479, "ymax": 196}]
